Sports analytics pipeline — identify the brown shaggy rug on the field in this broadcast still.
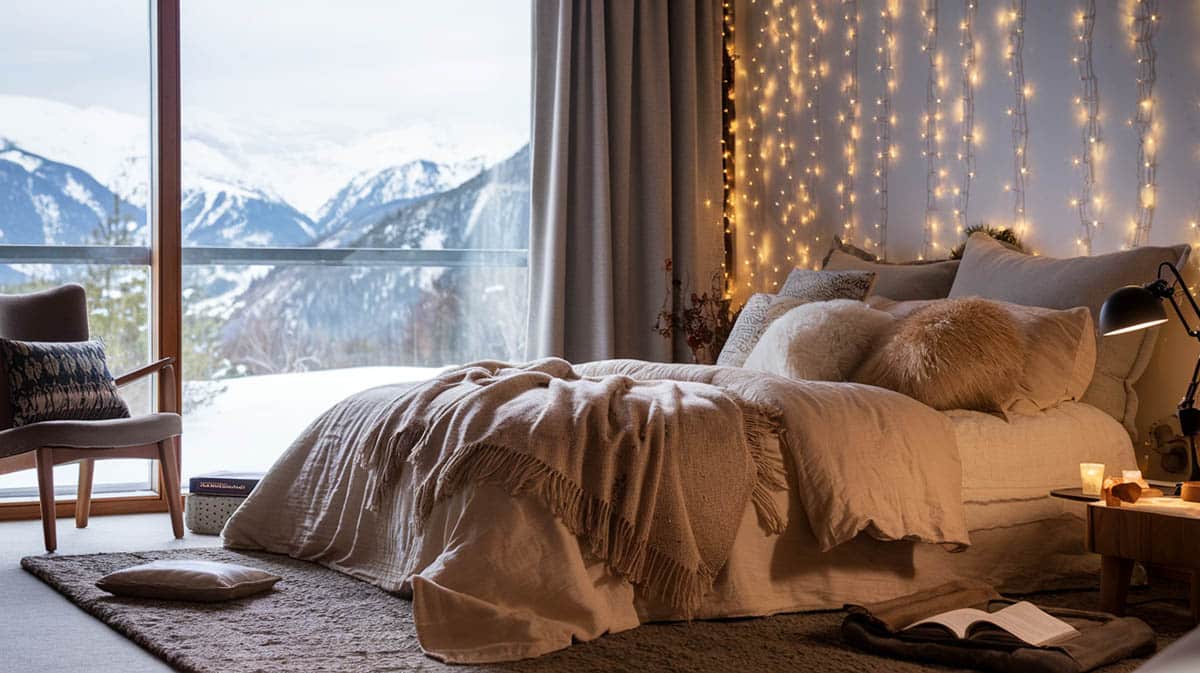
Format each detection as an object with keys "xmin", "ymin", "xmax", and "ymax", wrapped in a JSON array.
[{"xmin": 22, "ymin": 548, "xmax": 1195, "ymax": 672}]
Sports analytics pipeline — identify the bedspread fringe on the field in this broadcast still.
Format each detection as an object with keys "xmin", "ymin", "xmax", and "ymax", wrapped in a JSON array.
[{"xmin": 409, "ymin": 407, "xmax": 788, "ymax": 614}]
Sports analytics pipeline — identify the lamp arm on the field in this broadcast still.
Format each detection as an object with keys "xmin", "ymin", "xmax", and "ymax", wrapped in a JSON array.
[{"xmin": 1157, "ymin": 262, "xmax": 1200, "ymax": 338}]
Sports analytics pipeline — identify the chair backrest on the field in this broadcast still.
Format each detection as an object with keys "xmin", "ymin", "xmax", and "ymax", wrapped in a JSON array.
[{"xmin": 0, "ymin": 284, "xmax": 89, "ymax": 429}]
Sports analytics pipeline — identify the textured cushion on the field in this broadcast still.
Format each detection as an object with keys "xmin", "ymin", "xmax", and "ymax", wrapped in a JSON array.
[
  {"xmin": 0, "ymin": 413, "xmax": 181, "ymax": 459},
  {"xmin": 0, "ymin": 339, "xmax": 129, "ymax": 427},
  {"xmin": 949, "ymin": 233, "xmax": 1190, "ymax": 433},
  {"xmin": 869, "ymin": 297, "xmax": 1096, "ymax": 415},
  {"xmin": 744, "ymin": 299, "xmax": 895, "ymax": 381},
  {"xmin": 717, "ymin": 294, "xmax": 804, "ymax": 367},
  {"xmin": 778, "ymin": 268, "xmax": 877, "ymax": 302},
  {"xmin": 96, "ymin": 560, "xmax": 280, "ymax": 602},
  {"xmin": 855, "ymin": 298, "xmax": 1025, "ymax": 412},
  {"xmin": 825, "ymin": 249, "xmax": 960, "ymax": 300},
  {"xmin": 718, "ymin": 270, "xmax": 876, "ymax": 368}
]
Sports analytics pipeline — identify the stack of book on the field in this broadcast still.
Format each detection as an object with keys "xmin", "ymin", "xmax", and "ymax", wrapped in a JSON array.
[
  {"xmin": 184, "ymin": 471, "xmax": 265, "ymax": 535},
  {"xmin": 188, "ymin": 471, "xmax": 264, "ymax": 498}
]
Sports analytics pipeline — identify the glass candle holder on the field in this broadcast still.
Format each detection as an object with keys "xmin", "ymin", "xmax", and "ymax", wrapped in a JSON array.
[{"xmin": 1080, "ymin": 462, "xmax": 1105, "ymax": 496}]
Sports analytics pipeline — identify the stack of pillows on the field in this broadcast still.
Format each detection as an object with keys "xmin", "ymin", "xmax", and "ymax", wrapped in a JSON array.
[{"xmin": 718, "ymin": 233, "xmax": 1190, "ymax": 431}]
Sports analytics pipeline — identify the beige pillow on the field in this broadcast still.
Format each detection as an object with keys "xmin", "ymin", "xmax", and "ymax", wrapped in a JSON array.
[
  {"xmin": 744, "ymin": 299, "xmax": 895, "ymax": 381},
  {"xmin": 949, "ymin": 233, "xmax": 1190, "ymax": 433},
  {"xmin": 718, "ymin": 270, "xmax": 875, "ymax": 367},
  {"xmin": 869, "ymin": 297, "xmax": 1096, "ymax": 414},
  {"xmin": 855, "ymin": 298, "xmax": 1025, "ymax": 412},
  {"xmin": 825, "ymin": 248, "xmax": 959, "ymax": 300},
  {"xmin": 96, "ymin": 560, "xmax": 280, "ymax": 602}
]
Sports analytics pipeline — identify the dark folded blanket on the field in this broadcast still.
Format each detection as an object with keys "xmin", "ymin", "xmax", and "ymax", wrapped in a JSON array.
[{"xmin": 842, "ymin": 580, "xmax": 1156, "ymax": 673}]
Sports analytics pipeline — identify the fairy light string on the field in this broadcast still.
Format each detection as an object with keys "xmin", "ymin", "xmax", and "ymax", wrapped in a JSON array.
[
  {"xmin": 953, "ymin": 0, "xmax": 977, "ymax": 238},
  {"xmin": 1130, "ymin": 0, "xmax": 1160, "ymax": 248},
  {"xmin": 804, "ymin": 1, "xmax": 824, "ymax": 240},
  {"xmin": 873, "ymin": 1, "xmax": 897, "ymax": 258},
  {"xmin": 1003, "ymin": 0, "xmax": 1030, "ymax": 237},
  {"xmin": 837, "ymin": 0, "xmax": 859, "ymax": 246},
  {"xmin": 1071, "ymin": 0, "xmax": 1101, "ymax": 255},
  {"xmin": 920, "ymin": 0, "xmax": 941, "ymax": 259}
]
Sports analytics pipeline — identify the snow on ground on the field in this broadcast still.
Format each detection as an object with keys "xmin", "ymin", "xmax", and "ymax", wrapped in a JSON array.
[
  {"xmin": 182, "ymin": 366, "xmax": 443, "ymax": 481},
  {"xmin": 0, "ymin": 366, "xmax": 443, "ymax": 495}
]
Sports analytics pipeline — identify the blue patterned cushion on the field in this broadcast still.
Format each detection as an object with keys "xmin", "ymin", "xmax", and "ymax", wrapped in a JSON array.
[{"xmin": 0, "ymin": 339, "xmax": 130, "ymax": 427}]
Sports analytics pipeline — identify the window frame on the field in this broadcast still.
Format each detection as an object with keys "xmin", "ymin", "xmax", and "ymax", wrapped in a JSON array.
[{"xmin": 0, "ymin": 0, "xmax": 180, "ymax": 521}]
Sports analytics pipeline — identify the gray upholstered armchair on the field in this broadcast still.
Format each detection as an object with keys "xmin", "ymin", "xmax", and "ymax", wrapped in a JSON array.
[{"xmin": 0, "ymin": 284, "xmax": 183, "ymax": 551}]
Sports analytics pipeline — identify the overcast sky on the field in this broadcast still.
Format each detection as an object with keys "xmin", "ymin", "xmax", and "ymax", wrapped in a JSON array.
[{"xmin": 0, "ymin": 0, "xmax": 532, "ymax": 145}]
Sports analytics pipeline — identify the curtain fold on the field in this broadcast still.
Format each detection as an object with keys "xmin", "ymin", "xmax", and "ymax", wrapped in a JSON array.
[{"xmin": 527, "ymin": 0, "xmax": 724, "ymax": 363}]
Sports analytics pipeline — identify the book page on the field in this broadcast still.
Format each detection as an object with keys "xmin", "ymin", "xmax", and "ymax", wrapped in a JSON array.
[
  {"xmin": 907, "ymin": 608, "xmax": 990, "ymax": 640},
  {"xmin": 974, "ymin": 602, "xmax": 1077, "ymax": 646},
  {"xmin": 906, "ymin": 602, "xmax": 1077, "ymax": 646}
]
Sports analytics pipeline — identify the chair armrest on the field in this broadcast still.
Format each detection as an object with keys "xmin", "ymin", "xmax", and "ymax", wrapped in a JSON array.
[{"xmin": 115, "ymin": 357, "xmax": 176, "ymax": 387}]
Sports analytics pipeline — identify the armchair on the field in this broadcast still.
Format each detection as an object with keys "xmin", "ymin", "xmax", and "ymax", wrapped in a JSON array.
[{"xmin": 0, "ymin": 284, "xmax": 183, "ymax": 551}]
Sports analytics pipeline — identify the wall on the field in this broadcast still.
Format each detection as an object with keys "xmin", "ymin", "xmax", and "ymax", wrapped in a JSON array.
[
  {"xmin": 730, "ymin": 0, "xmax": 1200, "ymax": 448},
  {"xmin": 732, "ymin": 0, "xmax": 1200, "ymax": 288}
]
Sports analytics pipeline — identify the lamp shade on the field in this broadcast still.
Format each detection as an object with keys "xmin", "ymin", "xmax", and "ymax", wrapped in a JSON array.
[{"xmin": 1099, "ymin": 285, "xmax": 1168, "ymax": 336}]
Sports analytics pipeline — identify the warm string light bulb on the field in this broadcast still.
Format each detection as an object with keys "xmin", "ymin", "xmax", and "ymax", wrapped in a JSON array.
[
  {"xmin": 1073, "ymin": 0, "xmax": 1101, "ymax": 255},
  {"xmin": 803, "ymin": 0, "xmax": 825, "ymax": 245},
  {"xmin": 872, "ymin": 1, "xmax": 898, "ymax": 259},
  {"xmin": 1003, "ymin": 0, "xmax": 1030, "ymax": 237},
  {"xmin": 954, "ymin": 0, "xmax": 977, "ymax": 237},
  {"xmin": 838, "ymin": 0, "xmax": 860, "ymax": 246},
  {"xmin": 920, "ymin": 0, "xmax": 942, "ymax": 260},
  {"xmin": 721, "ymin": 1, "xmax": 737, "ymax": 294},
  {"xmin": 1129, "ymin": 0, "xmax": 1160, "ymax": 248}
]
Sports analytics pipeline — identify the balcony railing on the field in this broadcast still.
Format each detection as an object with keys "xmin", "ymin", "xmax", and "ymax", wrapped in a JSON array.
[{"xmin": 0, "ymin": 245, "xmax": 529, "ymax": 268}]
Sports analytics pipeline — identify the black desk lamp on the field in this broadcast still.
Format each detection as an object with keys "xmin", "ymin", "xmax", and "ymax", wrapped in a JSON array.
[{"xmin": 1100, "ymin": 261, "xmax": 1200, "ymax": 482}]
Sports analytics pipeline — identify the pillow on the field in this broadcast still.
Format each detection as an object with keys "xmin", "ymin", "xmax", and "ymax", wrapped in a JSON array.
[
  {"xmin": 949, "ymin": 233, "xmax": 1190, "ymax": 433},
  {"xmin": 744, "ymin": 299, "xmax": 895, "ymax": 381},
  {"xmin": 0, "ymin": 339, "xmax": 130, "ymax": 427},
  {"xmin": 717, "ymin": 293, "xmax": 804, "ymax": 367},
  {"xmin": 869, "ymin": 297, "xmax": 1096, "ymax": 414},
  {"xmin": 718, "ymin": 270, "xmax": 876, "ymax": 368},
  {"xmin": 778, "ymin": 268, "xmax": 876, "ymax": 302},
  {"xmin": 96, "ymin": 560, "xmax": 281, "ymax": 602},
  {"xmin": 824, "ymin": 248, "xmax": 960, "ymax": 300},
  {"xmin": 854, "ymin": 298, "xmax": 1025, "ymax": 412}
]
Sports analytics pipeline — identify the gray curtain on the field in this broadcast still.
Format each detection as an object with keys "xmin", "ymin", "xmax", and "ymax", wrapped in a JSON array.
[{"xmin": 526, "ymin": 0, "xmax": 725, "ymax": 363}]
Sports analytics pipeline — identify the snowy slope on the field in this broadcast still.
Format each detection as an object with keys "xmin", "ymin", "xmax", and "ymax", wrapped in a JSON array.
[{"xmin": 314, "ymin": 158, "xmax": 485, "ymax": 246}]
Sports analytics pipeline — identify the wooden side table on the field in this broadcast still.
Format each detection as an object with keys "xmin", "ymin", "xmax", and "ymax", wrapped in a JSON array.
[{"xmin": 1084, "ymin": 500, "xmax": 1200, "ymax": 623}]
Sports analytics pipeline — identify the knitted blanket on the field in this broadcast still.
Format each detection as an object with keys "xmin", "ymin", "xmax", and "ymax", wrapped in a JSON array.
[{"xmin": 356, "ymin": 358, "xmax": 786, "ymax": 612}]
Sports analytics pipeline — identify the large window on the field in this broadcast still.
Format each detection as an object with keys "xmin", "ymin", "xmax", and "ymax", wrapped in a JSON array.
[
  {"xmin": 177, "ymin": 1, "xmax": 532, "ymax": 480},
  {"xmin": 0, "ymin": 2, "xmax": 155, "ymax": 499},
  {"xmin": 0, "ymin": 1, "xmax": 531, "ymax": 506}
]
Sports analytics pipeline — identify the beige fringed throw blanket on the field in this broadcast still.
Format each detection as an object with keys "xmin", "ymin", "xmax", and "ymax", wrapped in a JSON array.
[{"xmin": 357, "ymin": 358, "xmax": 787, "ymax": 612}]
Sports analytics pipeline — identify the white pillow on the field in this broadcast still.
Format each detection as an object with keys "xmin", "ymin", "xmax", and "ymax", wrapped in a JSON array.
[{"xmin": 744, "ymin": 300, "xmax": 894, "ymax": 381}]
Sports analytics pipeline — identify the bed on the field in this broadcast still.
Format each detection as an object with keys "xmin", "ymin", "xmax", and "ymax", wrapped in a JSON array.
[{"xmin": 222, "ymin": 234, "xmax": 1184, "ymax": 663}]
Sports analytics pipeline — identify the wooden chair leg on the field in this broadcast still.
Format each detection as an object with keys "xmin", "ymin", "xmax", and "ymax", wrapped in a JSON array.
[
  {"xmin": 75, "ymin": 459, "xmax": 94, "ymax": 529},
  {"xmin": 35, "ymin": 448, "xmax": 56, "ymax": 552},
  {"xmin": 158, "ymin": 439, "xmax": 184, "ymax": 539}
]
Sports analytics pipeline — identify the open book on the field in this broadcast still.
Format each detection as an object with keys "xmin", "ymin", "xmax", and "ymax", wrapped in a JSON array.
[{"xmin": 904, "ymin": 601, "xmax": 1079, "ymax": 647}]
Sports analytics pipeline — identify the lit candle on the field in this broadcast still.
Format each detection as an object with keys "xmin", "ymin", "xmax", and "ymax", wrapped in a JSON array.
[
  {"xmin": 1080, "ymin": 463, "xmax": 1105, "ymax": 496},
  {"xmin": 1122, "ymin": 470, "xmax": 1148, "ymax": 488}
]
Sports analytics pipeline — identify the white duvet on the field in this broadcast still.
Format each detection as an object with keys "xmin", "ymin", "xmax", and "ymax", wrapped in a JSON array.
[{"xmin": 221, "ymin": 362, "xmax": 1121, "ymax": 663}]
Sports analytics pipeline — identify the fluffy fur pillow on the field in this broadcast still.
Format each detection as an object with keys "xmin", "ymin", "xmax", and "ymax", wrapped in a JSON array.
[
  {"xmin": 744, "ymin": 300, "xmax": 894, "ymax": 381},
  {"xmin": 855, "ymin": 298, "xmax": 1025, "ymax": 412}
]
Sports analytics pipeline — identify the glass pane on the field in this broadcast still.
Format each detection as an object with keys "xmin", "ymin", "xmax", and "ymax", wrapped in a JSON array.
[
  {"xmin": 180, "ymin": 2, "xmax": 532, "ymax": 480},
  {"xmin": 0, "ymin": 3, "xmax": 153, "ymax": 498}
]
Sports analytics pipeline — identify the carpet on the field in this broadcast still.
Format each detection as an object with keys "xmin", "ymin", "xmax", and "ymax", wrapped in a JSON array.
[{"xmin": 22, "ymin": 548, "xmax": 1195, "ymax": 673}]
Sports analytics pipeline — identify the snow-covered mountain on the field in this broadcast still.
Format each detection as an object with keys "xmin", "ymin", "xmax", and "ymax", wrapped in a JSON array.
[
  {"xmin": 0, "ymin": 94, "xmax": 524, "ymax": 218},
  {"xmin": 0, "ymin": 142, "xmax": 144, "ymax": 246},
  {"xmin": 183, "ymin": 178, "xmax": 315, "ymax": 247},
  {"xmin": 314, "ymin": 158, "xmax": 485, "ymax": 246}
]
